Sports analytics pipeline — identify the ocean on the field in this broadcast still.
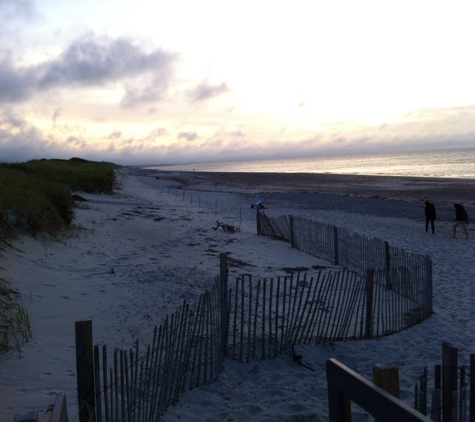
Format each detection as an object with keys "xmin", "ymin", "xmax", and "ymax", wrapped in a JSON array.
[{"xmin": 149, "ymin": 148, "xmax": 475, "ymax": 179}]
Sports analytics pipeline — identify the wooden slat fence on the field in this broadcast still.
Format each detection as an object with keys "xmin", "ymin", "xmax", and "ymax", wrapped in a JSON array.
[
  {"xmin": 228, "ymin": 271, "xmax": 364, "ymax": 362},
  {"xmin": 414, "ymin": 342, "xmax": 475, "ymax": 422},
  {"xmin": 257, "ymin": 212, "xmax": 433, "ymax": 313},
  {"xmin": 227, "ymin": 268, "xmax": 432, "ymax": 362},
  {"xmin": 87, "ymin": 275, "xmax": 228, "ymax": 422},
  {"xmin": 81, "ymin": 267, "xmax": 432, "ymax": 421}
]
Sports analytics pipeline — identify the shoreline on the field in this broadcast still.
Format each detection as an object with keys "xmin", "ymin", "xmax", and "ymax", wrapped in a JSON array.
[{"xmin": 132, "ymin": 168, "xmax": 475, "ymax": 203}]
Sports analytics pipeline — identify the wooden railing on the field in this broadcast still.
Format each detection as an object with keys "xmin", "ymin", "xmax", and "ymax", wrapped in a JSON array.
[{"xmin": 326, "ymin": 358, "xmax": 431, "ymax": 422}]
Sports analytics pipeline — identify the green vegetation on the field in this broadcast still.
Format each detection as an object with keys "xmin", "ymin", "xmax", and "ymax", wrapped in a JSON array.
[
  {"xmin": 0, "ymin": 157, "xmax": 118, "ymax": 351},
  {"xmin": 0, "ymin": 281, "xmax": 32, "ymax": 354},
  {"xmin": 0, "ymin": 157, "xmax": 117, "ymax": 238}
]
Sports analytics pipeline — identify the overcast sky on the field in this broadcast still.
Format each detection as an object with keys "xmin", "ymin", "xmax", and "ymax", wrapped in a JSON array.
[{"xmin": 1, "ymin": 0, "xmax": 474, "ymax": 165}]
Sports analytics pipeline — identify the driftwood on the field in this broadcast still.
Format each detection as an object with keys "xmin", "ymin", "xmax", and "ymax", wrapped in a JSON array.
[{"xmin": 214, "ymin": 221, "xmax": 240, "ymax": 233}]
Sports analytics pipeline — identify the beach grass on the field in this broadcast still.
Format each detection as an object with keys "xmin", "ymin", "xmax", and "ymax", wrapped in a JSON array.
[
  {"xmin": 7, "ymin": 157, "xmax": 117, "ymax": 194},
  {"xmin": 0, "ymin": 280, "xmax": 32, "ymax": 354},
  {"xmin": 0, "ymin": 157, "xmax": 117, "ymax": 351},
  {"xmin": 0, "ymin": 157, "xmax": 117, "ymax": 238}
]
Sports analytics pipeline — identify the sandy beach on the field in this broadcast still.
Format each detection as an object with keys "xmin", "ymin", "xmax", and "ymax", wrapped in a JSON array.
[
  {"xmin": 1, "ymin": 168, "xmax": 475, "ymax": 421},
  {"xmin": 147, "ymin": 169, "xmax": 475, "ymax": 201}
]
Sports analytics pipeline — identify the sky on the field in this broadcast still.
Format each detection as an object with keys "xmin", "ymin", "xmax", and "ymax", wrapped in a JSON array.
[{"xmin": 1, "ymin": 0, "xmax": 474, "ymax": 166}]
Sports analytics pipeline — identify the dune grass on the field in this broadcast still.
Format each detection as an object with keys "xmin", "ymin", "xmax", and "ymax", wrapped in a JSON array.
[
  {"xmin": 0, "ymin": 157, "xmax": 118, "ymax": 351},
  {"xmin": 0, "ymin": 280, "xmax": 32, "ymax": 353},
  {"xmin": 0, "ymin": 157, "xmax": 117, "ymax": 238}
]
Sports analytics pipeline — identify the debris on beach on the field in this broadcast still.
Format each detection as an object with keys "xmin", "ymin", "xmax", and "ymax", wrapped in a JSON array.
[{"xmin": 213, "ymin": 220, "xmax": 240, "ymax": 233}]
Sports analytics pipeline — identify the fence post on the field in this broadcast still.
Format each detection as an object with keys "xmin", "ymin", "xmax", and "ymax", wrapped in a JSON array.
[
  {"xmin": 431, "ymin": 364, "xmax": 441, "ymax": 422},
  {"xmin": 419, "ymin": 366, "xmax": 428, "ymax": 417},
  {"xmin": 426, "ymin": 255, "xmax": 433, "ymax": 313},
  {"xmin": 333, "ymin": 226, "xmax": 339, "ymax": 265},
  {"xmin": 470, "ymin": 354, "xmax": 475, "ymax": 422},
  {"xmin": 327, "ymin": 358, "xmax": 431, "ymax": 422},
  {"xmin": 373, "ymin": 362, "xmax": 400, "ymax": 398},
  {"xmin": 460, "ymin": 365, "xmax": 467, "ymax": 422},
  {"xmin": 373, "ymin": 362, "xmax": 400, "ymax": 422},
  {"xmin": 384, "ymin": 241, "xmax": 391, "ymax": 288},
  {"xmin": 256, "ymin": 208, "xmax": 261, "ymax": 235},
  {"xmin": 365, "ymin": 270, "xmax": 374, "ymax": 339},
  {"xmin": 75, "ymin": 320, "xmax": 96, "ymax": 422},
  {"xmin": 442, "ymin": 342, "xmax": 457, "ymax": 422},
  {"xmin": 220, "ymin": 252, "xmax": 229, "ymax": 357},
  {"xmin": 289, "ymin": 215, "xmax": 295, "ymax": 248}
]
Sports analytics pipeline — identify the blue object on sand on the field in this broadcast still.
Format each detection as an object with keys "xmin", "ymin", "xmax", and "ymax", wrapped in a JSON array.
[{"xmin": 251, "ymin": 199, "xmax": 267, "ymax": 209}]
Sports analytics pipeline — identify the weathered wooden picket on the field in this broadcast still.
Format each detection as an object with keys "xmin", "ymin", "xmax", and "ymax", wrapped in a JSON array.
[
  {"xmin": 13, "ymin": 393, "xmax": 68, "ymax": 422},
  {"xmin": 93, "ymin": 276, "xmax": 227, "ymax": 422},
  {"xmin": 331, "ymin": 340, "xmax": 475, "ymax": 422},
  {"xmin": 259, "ymin": 212, "xmax": 429, "ymax": 267},
  {"xmin": 78, "ymin": 266, "xmax": 432, "ymax": 420},
  {"xmin": 257, "ymin": 212, "xmax": 433, "ymax": 311},
  {"xmin": 227, "ymin": 267, "xmax": 432, "ymax": 362},
  {"xmin": 326, "ymin": 358, "xmax": 432, "ymax": 422},
  {"xmin": 414, "ymin": 341, "xmax": 475, "ymax": 422}
]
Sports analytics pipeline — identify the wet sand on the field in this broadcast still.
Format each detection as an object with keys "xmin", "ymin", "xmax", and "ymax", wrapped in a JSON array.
[{"xmin": 136, "ymin": 169, "xmax": 475, "ymax": 203}]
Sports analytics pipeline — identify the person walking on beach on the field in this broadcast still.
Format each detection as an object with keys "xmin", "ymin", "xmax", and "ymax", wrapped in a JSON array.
[
  {"xmin": 452, "ymin": 203, "xmax": 469, "ymax": 239},
  {"xmin": 424, "ymin": 200, "xmax": 436, "ymax": 234}
]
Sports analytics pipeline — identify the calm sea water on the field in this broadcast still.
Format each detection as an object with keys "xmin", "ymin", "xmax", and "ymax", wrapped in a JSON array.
[{"xmin": 149, "ymin": 148, "xmax": 475, "ymax": 179}]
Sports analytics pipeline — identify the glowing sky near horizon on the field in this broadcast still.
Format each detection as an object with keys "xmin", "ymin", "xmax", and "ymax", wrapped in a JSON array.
[{"xmin": 1, "ymin": 0, "xmax": 474, "ymax": 165}]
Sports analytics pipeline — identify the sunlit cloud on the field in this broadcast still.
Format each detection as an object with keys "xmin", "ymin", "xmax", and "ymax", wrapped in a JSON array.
[{"xmin": 0, "ymin": 0, "xmax": 474, "ymax": 165}]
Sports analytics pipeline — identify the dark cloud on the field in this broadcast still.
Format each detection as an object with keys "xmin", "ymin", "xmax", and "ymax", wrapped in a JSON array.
[
  {"xmin": 188, "ymin": 81, "xmax": 230, "ymax": 102},
  {"xmin": 148, "ymin": 128, "xmax": 169, "ymax": 138},
  {"xmin": 39, "ymin": 35, "xmax": 176, "ymax": 88},
  {"xmin": 0, "ymin": 55, "xmax": 38, "ymax": 102},
  {"xmin": 52, "ymin": 108, "xmax": 61, "ymax": 125},
  {"xmin": 65, "ymin": 135, "xmax": 88, "ymax": 149},
  {"xmin": 121, "ymin": 75, "xmax": 170, "ymax": 108},
  {"xmin": 108, "ymin": 130, "xmax": 122, "ymax": 139},
  {"xmin": 0, "ymin": 110, "xmax": 52, "ymax": 162},
  {"xmin": 178, "ymin": 132, "xmax": 198, "ymax": 142},
  {"xmin": 0, "ymin": 34, "xmax": 177, "ymax": 105}
]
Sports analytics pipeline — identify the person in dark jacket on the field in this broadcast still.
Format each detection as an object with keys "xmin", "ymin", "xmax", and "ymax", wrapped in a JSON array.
[
  {"xmin": 452, "ymin": 203, "xmax": 469, "ymax": 239},
  {"xmin": 424, "ymin": 200, "xmax": 437, "ymax": 234}
]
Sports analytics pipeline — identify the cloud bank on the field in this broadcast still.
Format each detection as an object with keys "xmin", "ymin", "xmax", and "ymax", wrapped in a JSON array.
[
  {"xmin": 1, "ymin": 1, "xmax": 474, "ymax": 166},
  {"xmin": 0, "ymin": 34, "xmax": 178, "ymax": 107}
]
